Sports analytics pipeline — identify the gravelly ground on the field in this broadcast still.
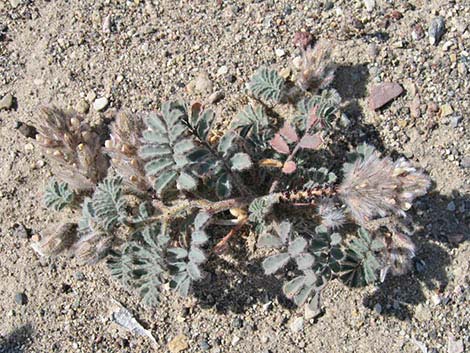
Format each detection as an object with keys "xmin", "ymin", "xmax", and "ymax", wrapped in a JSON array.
[{"xmin": 0, "ymin": 0, "xmax": 468, "ymax": 352}]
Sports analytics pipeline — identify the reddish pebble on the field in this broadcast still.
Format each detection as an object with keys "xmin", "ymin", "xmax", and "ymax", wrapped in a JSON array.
[{"xmin": 369, "ymin": 83, "xmax": 404, "ymax": 110}]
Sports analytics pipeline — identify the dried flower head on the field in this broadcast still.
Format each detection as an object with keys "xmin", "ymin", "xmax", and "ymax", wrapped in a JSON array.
[
  {"xmin": 296, "ymin": 40, "xmax": 336, "ymax": 93},
  {"xmin": 339, "ymin": 150, "xmax": 430, "ymax": 225},
  {"xmin": 104, "ymin": 112, "xmax": 151, "ymax": 191},
  {"xmin": 317, "ymin": 199, "xmax": 346, "ymax": 230},
  {"xmin": 380, "ymin": 229, "xmax": 416, "ymax": 281},
  {"xmin": 35, "ymin": 107, "xmax": 108, "ymax": 190},
  {"xmin": 31, "ymin": 223, "xmax": 78, "ymax": 257}
]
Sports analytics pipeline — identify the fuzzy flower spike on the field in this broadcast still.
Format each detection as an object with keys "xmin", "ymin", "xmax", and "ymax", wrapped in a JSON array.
[{"xmin": 339, "ymin": 146, "xmax": 431, "ymax": 225}]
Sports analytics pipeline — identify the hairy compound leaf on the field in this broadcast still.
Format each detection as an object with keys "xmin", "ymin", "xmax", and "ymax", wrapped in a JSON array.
[
  {"xmin": 282, "ymin": 161, "xmax": 297, "ymax": 174},
  {"xmin": 217, "ymin": 131, "xmax": 237, "ymax": 157},
  {"xmin": 340, "ymin": 228, "xmax": 384, "ymax": 287},
  {"xmin": 191, "ymin": 230, "xmax": 209, "ymax": 246},
  {"xmin": 176, "ymin": 172, "xmax": 198, "ymax": 191},
  {"xmin": 140, "ymin": 101, "xmax": 198, "ymax": 196},
  {"xmin": 188, "ymin": 247, "xmax": 206, "ymax": 264},
  {"xmin": 288, "ymin": 237, "xmax": 308, "ymax": 257},
  {"xmin": 230, "ymin": 152, "xmax": 252, "ymax": 171},
  {"xmin": 248, "ymin": 194, "xmax": 280, "ymax": 223},
  {"xmin": 44, "ymin": 179, "xmax": 74, "ymax": 211},
  {"xmin": 263, "ymin": 253, "xmax": 291, "ymax": 275},
  {"xmin": 187, "ymin": 261, "xmax": 203, "ymax": 280},
  {"xmin": 232, "ymin": 105, "xmax": 269, "ymax": 137},
  {"xmin": 293, "ymin": 285, "xmax": 315, "ymax": 306},
  {"xmin": 153, "ymin": 170, "xmax": 178, "ymax": 195},
  {"xmin": 177, "ymin": 276, "xmax": 191, "ymax": 297},
  {"xmin": 279, "ymin": 121, "xmax": 299, "ymax": 143},
  {"xmin": 270, "ymin": 133, "xmax": 290, "ymax": 154},
  {"xmin": 169, "ymin": 247, "xmax": 188, "ymax": 259},
  {"xmin": 196, "ymin": 110, "xmax": 215, "ymax": 141},
  {"xmin": 257, "ymin": 233, "xmax": 284, "ymax": 248},
  {"xmin": 107, "ymin": 224, "xmax": 169, "ymax": 307},
  {"xmin": 330, "ymin": 233, "xmax": 342, "ymax": 246},
  {"xmin": 174, "ymin": 139, "xmax": 195, "ymax": 155},
  {"xmin": 278, "ymin": 221, "xmax": 292, "ymax": 244},
  {"xmin": 215, "ymin": 173, "xmax": 231, "ymax": 198},
  {"xmin": 139, "ymin": 145, "xmax": 171, "ymax": 159},
  {"xmin": 249, "ymin": 67, "xmax": 285, "ymax": 102},
  {"xmin": 295, "ymin": 253, "xmax": 315, "ymax": 270},
  {"xmin": 194, "ymin": 212, "xmax": 211, "ymax": 230},
  {"xmin": 92, "ymin": 176, "xmax": 126, "ymax": 231},
  {"xmin": 144, "ymin": 158, "xmax": 174, "ymax": 176},
  {"xmin": 295, "ymin": 89, "xmax": 341, "ymax": 131},
  {"xmin": 283, "ymin": 276, "xmax": 305, "ymax": 298},
  {"xmin": 299, "ymin": 133, "xmax": 323, "ymax": 150}
]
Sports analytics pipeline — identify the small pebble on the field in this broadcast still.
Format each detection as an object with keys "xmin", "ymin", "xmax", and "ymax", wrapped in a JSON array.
[
  {"xmin": 12, "ymin": 223, "xmax": 29, "ymax": 239},
  {"xmin": 447, "ymin": 201, "xmax": 456, "ymax": 212},
  {"xmin": 374, "ymin": 303, "xmax": 382, "ymax": 314},
  {"xmin": 226, "ymin": 74, "xmax": 236, "ymax": 83},
  {"xmin": 363, "ymin": 0, "xmax": 375, "ymax": 12},
  {"xmin": 428, "ymin": 16, "xmax": 445, "ymax": 46},
  {"xmin": 369, "ymin": 83, "xmax": 404, "ymax": 110},
  {"xmin": 440, "ymin": 103, "xmax": 453, "ymax": 117},
  {"xmin": 411, "ymin": 24, "xmax": 425, "ymax": 41},
  {"xmin": 14, "ymin": 292, "xmax": 28, "ymax": 305},
  {"xmin": 232, "ymin": 317, "xmax": 243, "ymax": 329},
  {"xmin": 93, "ymin": 97, "xmax": 109, "ymax": 112},
  {"xmin": 231, "ymin": 336, "xmax": 240, "ymax": 346},
  {"xmin": 289, "ymin": 317, "xmax": 304, "ymax": 333},
  {"xmin": 460, "ymin": 157, "xmax": 470, "ymax": 169},
  {"xmin": 9, "ymin": 0, "xmax": 21, "ymax": 9},
  {"xmin": 168, "ymin": 334, "xmax": 189, "ymax": 353},
  {"xmin": 339, "ymin": 113, "xmax": 351, "ymax": 127},
  {"xmin": 199, "ymin": 340, "xmax": 210, "ymax": 351},
  {"xmin": 275, "ymin": 48, "xmax": 285, "ymax": 58},
  {"xmin": 16, "ymin": 122, "xmax": 37, "ymax": 138},
  {"xmin": 194, "ymin": 72, "xmax": 213, "ymax": 94},
  {"xmin": 0, "ymin": 93, "xmax": 14, "ymax": 110},
  {"xmin": 450, "ymin": 116, "xmax": 461, "ymax": 128},
  {"xmin": 74, "ymin": 272, "xmax": 86, "ymax": 281},
  {"xmin": 207, "ymin": 91, "xmax": 225, "ymax": 104},
  {"xmin": 76, "ymin": 100, "xmax": 90, "ymax": 114},
  {"xmin": 217, "ymin": 65, "xmax": 228, "ymax": 76}
]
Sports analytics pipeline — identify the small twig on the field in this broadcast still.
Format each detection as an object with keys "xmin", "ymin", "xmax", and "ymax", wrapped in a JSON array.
[{"xmin": 213, "ymin": 217, "xmax": 248, "ymax": 254}]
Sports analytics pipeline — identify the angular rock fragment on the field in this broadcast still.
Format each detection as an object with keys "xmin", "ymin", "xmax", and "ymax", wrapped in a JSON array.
[{"xmin": 368, "ymin": 83, "xmax": 403, "ymax": 110}]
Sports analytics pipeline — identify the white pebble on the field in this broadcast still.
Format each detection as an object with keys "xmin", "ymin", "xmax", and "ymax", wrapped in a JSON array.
[
  {"xmin": 275, "ymin": 48, "xmax": 285, "ymax": 58},
  {"xmin": 93, "ymin": 97, "xmax": 109, "ymax": 112}
]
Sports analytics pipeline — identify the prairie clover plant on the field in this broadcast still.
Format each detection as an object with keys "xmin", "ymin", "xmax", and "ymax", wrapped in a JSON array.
[{"xmin": 31, "ymin": 38, "xmax": 430, "ymax": 314}]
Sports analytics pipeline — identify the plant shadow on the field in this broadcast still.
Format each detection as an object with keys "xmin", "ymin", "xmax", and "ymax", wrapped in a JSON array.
[
  {"xmin": 363, "ymin": 190, "xmax": 468, "ymax": 318},
  {"xmin": 193, "ymin": 245, "xmax": 292, "ymax": 314},
  {"xmin": 192, "ymin": 63, "xmax": 469, "ymax": 320},
  {"xmin": 0, "ymin": 324, "xmax": 34, "ymax": 353}
]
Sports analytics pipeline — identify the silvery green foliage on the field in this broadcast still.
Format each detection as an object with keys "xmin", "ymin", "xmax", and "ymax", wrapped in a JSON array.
[
  {"xmin": 249, "ymin": 67, "xmax": 285, "ymax": 102},
  {"xmin": 294, "ymin": 89, "xmax": 341, "ymax": 130},
  {"xmin": 140, "ymin": 102, "xmax": 198, "ymax": 196},
  {"xmin": 259, "ymin": 223, "xmax": 345, "ymax": 311},
  {"xmin": 341, "ymin": 228, "xmax": 385, "ymax": 286},
  {"xmin": 108, "ymin": 224, "xmax": 170, "ymax": 306},
  {"xmin": 92, "ymin": 176, "xmax": 127, "ymax": 231},
  {"xmin": 75, "ymin": 176, "xmax": 127, "ymax": 263},
  {"xmin": 168, "ymin": 211, "xmax": 210, "ymax": 296},
  {"xmin": 44, "ymin": 179, "xmax": 74, "ymax": 211}
]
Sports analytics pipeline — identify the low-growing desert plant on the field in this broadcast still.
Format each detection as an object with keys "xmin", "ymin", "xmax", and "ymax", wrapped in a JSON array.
[{"xmin": 30, "ymin": 37, "xmax": 430, "ymax": 315}]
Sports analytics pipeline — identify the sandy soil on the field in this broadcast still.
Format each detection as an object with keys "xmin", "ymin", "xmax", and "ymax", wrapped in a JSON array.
[{"xmin": 0, "ymin": 1, "xmax": 468, "ymax": 352}]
